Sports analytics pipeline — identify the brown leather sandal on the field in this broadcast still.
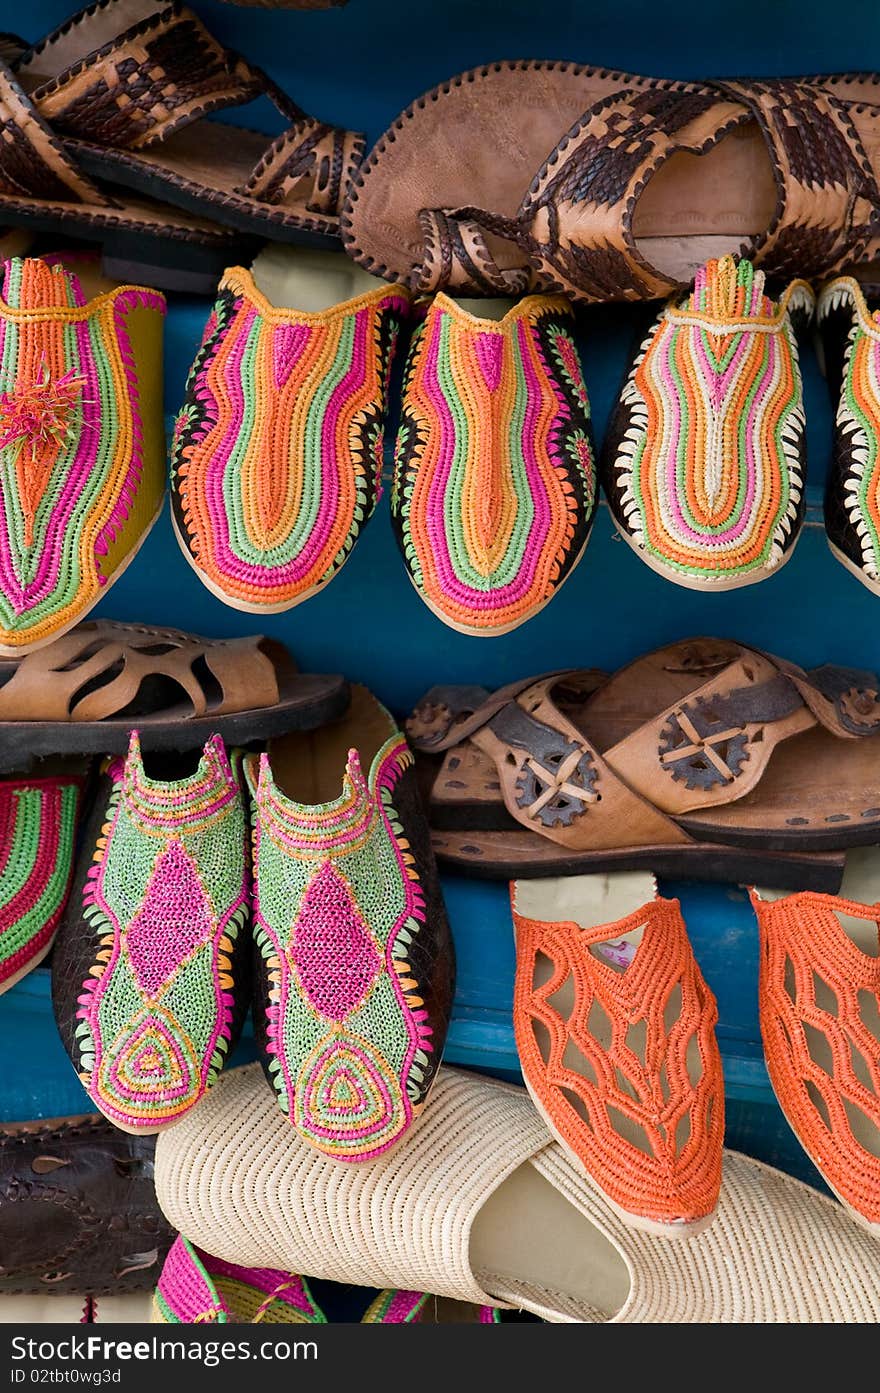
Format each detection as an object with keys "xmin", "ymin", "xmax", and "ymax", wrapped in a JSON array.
[
  {"xmin": 0, "ymin": 620, "xmax": 348, "ymax": 771},
  {"xmin": 6, "ymin": 0, "xmax": 364, "ymax": 253},
  {"xmin": 405, "ymin": 637, "xmax": 880, "ymax": 891},
  {"xmin": 0, "ymin": 33, "xmax": 246, "ymax": 294},
  {"xmin": 343, "ymin": 64, "xmax": 880, "ymax": 302}
]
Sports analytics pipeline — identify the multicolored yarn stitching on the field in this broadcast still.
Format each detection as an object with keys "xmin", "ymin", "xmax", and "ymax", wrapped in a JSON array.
[
  {"xmin": 391, "ymin": 293, "xmax": 596, "ymax": 633},
  {"xmin": 818, "ymin": 278, "xmax": 880, "ymax": 581},
  {"xmin": 153, "ymin": 1237, "xmax": 326, "ymax": 1325},
  {"xmin": 0, "ymin": 258, "xmax": 166, "ymax": 650},
  {"xmin": 76, "ymin": 733, "xmax": 248, "ymax": 1131},
  {"xmin": 0, "ymin": 775, "xmax": 81, "ymax": 992},
  {"xmin": 608, "ymin": 257, "xmax": 813, "ymax": 585},
  {"xmin": 249, "ymin": 734, "xmax": 433, "ymax": 1161},
  {"xmin": 171, "ymin": 267, "xmax": 409, "ymax": 611}
]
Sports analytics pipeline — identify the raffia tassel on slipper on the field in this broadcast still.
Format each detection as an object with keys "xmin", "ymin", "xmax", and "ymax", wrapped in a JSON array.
[{"xmin": 155, "ymin": 1063, "xmax": 880, "ymax": 1323}]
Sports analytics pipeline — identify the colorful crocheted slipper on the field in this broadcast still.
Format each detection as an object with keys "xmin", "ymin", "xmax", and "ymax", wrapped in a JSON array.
[
  {"xmin": 511, "ymin": 872, "xmax": 723, "ymax": 1236},
  {"xmin": 171, "ymin": 247, "xmax": 409, "ymax": 613},
  {"xmin": 153, "ymin": 1235, "xmax": 502, "ymax": 1324},
  {"xmin": 52, "ymin": 733, "xmax": 251, "ymax": 1134},
  {"xmin": 0, "ymin": 257, "xmax": 166, "ymax": 655},
  {"xmin": 156, "ymin": 1061, "xmax": 880, "ymax": 1323},
  {"xmin": 602, "ymin": 257, "xmax": 813, "ymax": 591},
  {"xmin": 247, "ymin": 684, "xmax": 454, "ymax": 1161},
  {"xmin": 391, "ymin": 293, "xmax": 596, "ymax": 634},
  {"xmin": 752, "ymin": 848, "xmax": 880, "ymax": 1237},
  {"xmin": 0, "ymin": 764, "xmax": 86, "ymax": 994},
  {"xmin": 817, "ymin": 275, "xmax": 880, "ymax": 597},
  {"xmin": 0, "ymin": 621, "xmax": 348, "ymax": 772}
]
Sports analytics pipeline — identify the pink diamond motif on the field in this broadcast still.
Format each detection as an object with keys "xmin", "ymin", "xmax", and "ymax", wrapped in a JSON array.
[
  {"xmin": 126, "ymin": 842, "xmax": 213, "ymax": 998},
  {"xmin": 291, "ymin": 861, "xmax": 381, "ymax": 1021}
]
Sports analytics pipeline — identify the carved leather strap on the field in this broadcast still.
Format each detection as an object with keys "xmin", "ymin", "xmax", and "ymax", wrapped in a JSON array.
[
  {"xmin": 17, "ymin": 1, "xmax": 262, "ymax": 151},
  {"xmin": 0, "ymin": 61, "xmax": 111, "ymax": 204},
  {"xmin": 717, "ymin": 78, "xmax": 880, "ymax": 280},
  {"xmin": 413, "ymin": 207, "xmax": 535, "ymax": 296},
  {"xmin": 0, "ymin": 621, "xmax": 283, "ymax": 721}
]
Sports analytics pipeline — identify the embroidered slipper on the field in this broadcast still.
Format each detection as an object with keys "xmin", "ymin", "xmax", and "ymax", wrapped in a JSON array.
[
  {"xmin": 344, "ymin": 65, "xmax": 880, "ymax": 303},
  {"xmin": 155, "ymin": 1063, "xmax": 880, "ymax": 1323},
  {"xmin": 0, "ymin": 1113, "xmax": 174, "ymax": 1296},
  {"xmin": 0, "ymin": 257, "xmax": 165, "ymax": 656},
  {"xmin": 246, "ymin": 684, "xmax": 454, "ymax": 1161},
  {"xmin": 511, "ymin": 872, "xmax": 723, "ymax": 1236},
  {"xmin": 406, "ymin": 636, "xmax": 880, "ymax": 890},
  {"xmin": 0, "ymin": 621, "xmax": 348, "ymax": 772},
  {"xmin": 8, "ymin": 0, "xmax": 363, "ymax": 250},
  {"xmin": 153, "ymin": 1235, "xmax": 504, "ymax": 1324},
  {"xmin": 0, "ymin": 761, "xmax": 87, "ymax": 994},
  {"xmin": 391, "ymin": 292, "xmax": 596, "ymax": 635},
  {"xmin": 751, "ymin": 848, "xmax": 880, "ymax": 1237},
  {"xmin": 51, "ymin": 733, "xmax": 251, "ymax": 1134},
  {"xmin": 601, "ymin": 257, "xmax": 813, "ymax": 591},
  {"xmin": 171, "ymin": 247, "xmax": 409, "ymax": 613},
  {"xmin": 816, "ymin": 275, "xmax": 880, "ymax": 596}
]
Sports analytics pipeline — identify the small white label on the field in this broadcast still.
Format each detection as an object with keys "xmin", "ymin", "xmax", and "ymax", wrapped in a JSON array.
[{"xmin": 594, "ymin": 938, "xmax": 637, "ymax": 969}]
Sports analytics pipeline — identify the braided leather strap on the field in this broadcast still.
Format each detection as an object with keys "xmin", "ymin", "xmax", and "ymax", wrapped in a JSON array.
[
  {"xmin": 413, "ymin": 207, "xmax": 534, "ymax": 295},
  {"xmin": 239, "ymin": 115, "xmax": 364, "ymax": 216},
  {"xmin": 0, "ymin": 60, "xmax": 111, "ymax": 204}
]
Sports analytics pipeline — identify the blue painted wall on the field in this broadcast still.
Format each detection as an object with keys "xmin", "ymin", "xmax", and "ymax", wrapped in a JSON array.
[{"xmin": 5, "ymin": 0, "xmax": 879, "ymax": 1188}]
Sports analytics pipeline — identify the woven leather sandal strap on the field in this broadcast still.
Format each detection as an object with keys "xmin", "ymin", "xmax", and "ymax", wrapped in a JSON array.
[
  {"xmin": 238, "ymin": 113, "xmax": 365, "ymax": 217},
  {"xmin": 413, "ymin": 207, "xmax": 534, "ymax": 295},
  {"xmin": 0, "ymin": 61, "xmax": 111, "ymax": 204},
  {"xmin": 519, "ymin": 85, "xmax": 749, "ymax": 303},
  {"xmin": 17, "ymin": 0, "xmax": 263, "ymax": 151},
  {"xmin": 717, "ymin": 78, "xmax": 880, "ymax": 280}
]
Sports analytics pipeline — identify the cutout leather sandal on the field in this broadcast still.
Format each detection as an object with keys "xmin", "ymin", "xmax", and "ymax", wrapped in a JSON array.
[
  {"xmin": 9, "ymin": 0, "xmax": 363, "ymax": 249},
  {"xmin": 0, "ymin": 1113, "xmax": 174, "ymax": 1296},
  {"xmin": 0, "ymin": 762, "xmax": 87, "ymax": 994},
  {"xmin": 0, "ymin": 621, "xmax": 348, "ymax": 772},
  {"xmin": 153, "ymin": 1235, "xmax": 504, "ymax": 1324},
  {"xmin": 817, "ymin": 274, "xmax": 880, "ymax": 596},
  {"xmin": 0, "ymin": 257, "xmax": 165, "ymax": 656},
  {"xmin": 344, "ymin": 65, "xmax": 880, "ymax": 303},
  {"xmin": 247, "ymin": 685, "xmax": 454, "ymax": 1161},
  {"xmin": 751, "ymin": 848, "xmax": 880, "ymax": 1237},
  {"xmin": 172, "ymin": 248, "xmax": 409, "ymax": 613},
  {"xmin": 391, "ymin": 292, "xmax": 596, "ymax": 634},
  {"xmin": 406, "ymin": 637, "xmax": 880, "ymax": 890},
  {"xmin": 602, "ymin": 257, "xmax": 813, "ymax": 591},
  {"xmin": 52, "ymin": 733, "xmax": 251, "ymax": 1134},
  {"xmin": 155, "ymin": 1063, "xmax": 880, "ymax": 1323},
  {"xmin": 511, "ymin": 871, "xmax": 723, "ymax": 1236}
]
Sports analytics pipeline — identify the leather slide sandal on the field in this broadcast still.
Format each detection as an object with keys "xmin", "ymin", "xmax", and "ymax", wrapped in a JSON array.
[
  {"xmin": 405, "ymin": 635, "xmax": 880, "ymax": 891},
  {"xmin": 0, "ymin": 1113, "xmax": 174, "ymax": 1298},
  {"xmin": 155, "ymin": 1062, "xmax": 880, "ymax": 1323},
  {"xmin": 0, "ymin": 32, "xmax": 247, "ymax": 294},
  {"xmin": 344, "ymin": 64, "xmax": 880, "ymax": 303},
  {"xmin": 0, "ymin": 620, "xmax": 348, "ymax": 770},
  {"xmin": 8, "ymin": 0, "xmax": 364, "ymax": 250}
]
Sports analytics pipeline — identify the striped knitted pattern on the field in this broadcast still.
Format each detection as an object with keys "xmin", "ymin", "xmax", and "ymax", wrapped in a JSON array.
[
  {"xmin": 172, "ymin": 268, "xmax": 408, "ymax": 610},
  {"xmin": 248, "ymin": 735, "xmax": 433, "ymax": 1161},
  {"xmin": 391, "ymin": 294, "xmax": 596, "ymax": 634},
  {"xmin": 76, "ymin": 734, "xmax": 249, "ymax": 1131},
  {"xmin": 608, "ymin": 257, "xmax": 812, "ymax": 585},
  {"xmin": 0, "ymin": 258, "xmax": 166, "ymax": 649},
  {"xmin": 820, "ymin": 280, "xmax": 880, "ymax": 580},
  {"xmin": 0, "ymin": 775, "xmax": 81, "ymax": 991}
]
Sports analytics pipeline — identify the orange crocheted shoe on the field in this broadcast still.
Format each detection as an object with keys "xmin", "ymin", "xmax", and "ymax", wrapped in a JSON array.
[
  {"xmin": 511, "ymin": 872, "xmax": 723, "ymax": 1237},
  {"xmin": 751, "ymin": 850, "xmax": 880, "ymax": 1236}
]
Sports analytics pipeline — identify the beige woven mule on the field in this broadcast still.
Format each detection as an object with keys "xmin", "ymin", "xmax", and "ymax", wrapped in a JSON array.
[{"xmin": 155, "ymin": 1065, "xmax": 880, "ymax": 1323}]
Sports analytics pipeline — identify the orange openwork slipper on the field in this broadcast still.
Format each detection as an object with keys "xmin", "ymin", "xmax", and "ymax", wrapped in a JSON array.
[
  {"xmin": 511, "ymin": 872, "xmax": 724, "ymax": 1237},
  {"xmin": 752, "ymin": 849, "xmax": 880, "ymax": 1236}
]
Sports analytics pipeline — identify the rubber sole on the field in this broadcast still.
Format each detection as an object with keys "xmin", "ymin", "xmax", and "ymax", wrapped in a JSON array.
[{"xmin": 0, "ymin": 674, "xmax": 350, "ymax": 775}]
